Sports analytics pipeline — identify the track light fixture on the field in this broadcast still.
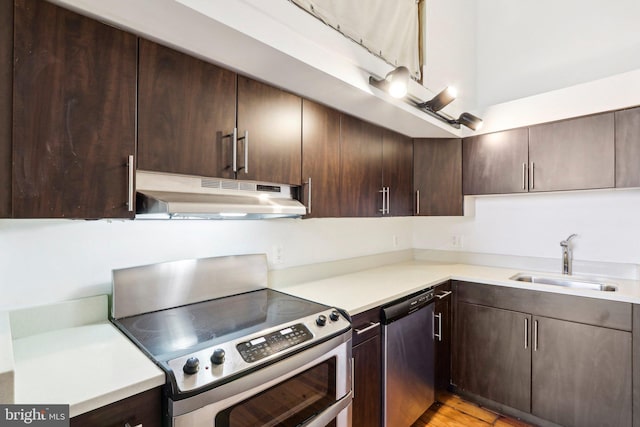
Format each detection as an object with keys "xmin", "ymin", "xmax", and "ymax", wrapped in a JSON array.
[
  {"xmin": 417, "ymin": 86, "xmax": 457, "ymax": 112},
  {"xmin": 369, "ymin": 66, "xmax": 410, "ymax": 99},
  {"xmin": 369, "ymin": 67, "xmax": 483, "ymax": 131}
]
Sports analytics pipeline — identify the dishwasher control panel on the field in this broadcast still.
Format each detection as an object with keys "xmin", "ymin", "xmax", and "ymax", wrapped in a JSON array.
[{"xmin": 382, "ymin": 288, "xmax": 435, "ymax": 323}]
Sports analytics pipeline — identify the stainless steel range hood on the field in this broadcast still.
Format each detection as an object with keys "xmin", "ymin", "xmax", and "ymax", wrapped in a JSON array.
[{"xmin": 135, "ymin": 171, "xmax": 307, "ymax": 219}]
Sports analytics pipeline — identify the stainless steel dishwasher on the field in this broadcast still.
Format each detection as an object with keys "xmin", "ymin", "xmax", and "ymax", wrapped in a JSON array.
[{"xmin": 382, "ymin": 287, "xmax": 436, "ymax": 427}]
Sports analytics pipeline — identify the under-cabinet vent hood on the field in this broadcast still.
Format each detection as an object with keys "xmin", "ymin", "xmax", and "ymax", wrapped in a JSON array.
[{"xmin": 135, "ymin": 171, "xmax": 307, "ymax": 219}]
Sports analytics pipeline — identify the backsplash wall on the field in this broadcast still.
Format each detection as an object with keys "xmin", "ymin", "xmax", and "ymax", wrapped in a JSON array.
[
  {"xmin": 413, "ymin": 189, "xmax": 640, "ymax": 271},
  {"xmin": 0, "ymin": 217, "xmax": 412, "ymax": 311}
]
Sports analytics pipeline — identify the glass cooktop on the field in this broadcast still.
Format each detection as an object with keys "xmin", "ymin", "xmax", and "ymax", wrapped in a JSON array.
[{"xmin": 113, "ymin": 289, "xmax": 329, "ymax": 361}]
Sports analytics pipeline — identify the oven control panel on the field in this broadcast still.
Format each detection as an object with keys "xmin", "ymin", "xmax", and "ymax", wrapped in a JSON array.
[{"xmin": 236, "ymin": 323, "xmax": 312, "ymax": 363}]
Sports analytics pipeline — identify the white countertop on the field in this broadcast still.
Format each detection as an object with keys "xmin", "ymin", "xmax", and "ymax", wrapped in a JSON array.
[
  {"xmin": 276, "ymin": 261, "xmax": 640, "ymax": 315},
  {"xmin": 7, "ymin": 296, "xmax": 165, "ymax": 418}
]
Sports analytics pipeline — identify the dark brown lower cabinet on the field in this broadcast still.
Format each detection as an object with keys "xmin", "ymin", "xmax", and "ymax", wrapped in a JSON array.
[
  {"xmin": 531, "ymin": 316, "xmax": 632, "ymax": 427},
  {"xmin": 70, "ymin": 387, "xmax": 161, "ymax": 427},
  {"xmin": 351, "ymin": 308, "xmax": 382, "ymax": 427},
  {"xmin": 453, "ymin": 302, "xmax": 531, "ymax": 413},
  {"xmin": 453, "ymin": 281, "xmax": 633, "ymax": 427},
  {"xmin": 434, "ymin": 283, "xmax": 452, "ymax": 396}
]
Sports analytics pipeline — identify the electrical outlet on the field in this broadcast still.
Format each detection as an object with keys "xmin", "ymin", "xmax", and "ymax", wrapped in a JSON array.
[
  {"xmin": 272, "ymin": 245, "xmax": 284, "ymax": 265},
  {"xmin": 393, "ymin": 235, "xmax": 399, "ymax": 248},
  {"xmin": 451, "ymin": 235, "xmax": 464, "ymax": 248}
]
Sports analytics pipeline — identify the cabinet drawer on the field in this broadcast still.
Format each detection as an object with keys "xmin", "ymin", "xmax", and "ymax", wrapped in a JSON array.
[
  {"xmin": 351, "ymin": 307, "xmax": 381, "ymax": 346},
  {"xmin": 70, "ymin": 387, "xmax": 162, "ymax": 427},
  {"xmin": 454, "ymin": 281, "xmax": 631, "ymax": 331}
]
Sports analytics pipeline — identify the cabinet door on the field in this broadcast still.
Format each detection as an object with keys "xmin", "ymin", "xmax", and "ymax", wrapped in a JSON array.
[
  {"xmin": 528, "ymin": 113, "xmax": 614, "ymax": 192},
  {"xmin": 70, "ymin": 387, "xmax": 161, "ymax": 427},
  {"xmin": 13, "ymin": 0, "xmax": 136, "ymax": 218},
  {"xmin": 414, "ymin": 138, "xmax": 462, "ymax": 216},
  {"xmin": 382, "ymin": 129, "xmax": 413, "ymax": 216},
  {"xmin": 339, "ymin": 114, "xmax": 383, "ymax": 217},
  {"xmin": 531, "ymin": 316, "xmax": 632, "ymax": 427},
  {"xmin": 352, "ymin": 335, "xmax": 382, "ymax": 427},
  {"xmin": 434, "ymin": 284, "xmax": 452, "ymax": 396},
  {"xmin": 453, "ymin": 302, "xmax": 531, "ymax": 412},
  {"xmin": 138, "ymin": 39, "xmax": 237, "ymax": 179},
  {"xmin": 302, "ymin": 100, "xmax": 340, "ymax": 218},
  {"xmin": 237, "ymin": 76, "xmax": 302, "ymax": 185},
  {"xmin": 352, "ymin": 308, "xmax": 382, "ymax": 427},
  {"xmin": 0, "ymin": 0, "xmax": 12, "ymax": 218},
  {"xmin": 615, "ymin": 107, "xmax": 640, "ymax": 188},
  {"xmin": 463, "ymin": 129, "xmax": 529, "ymax": 195}
]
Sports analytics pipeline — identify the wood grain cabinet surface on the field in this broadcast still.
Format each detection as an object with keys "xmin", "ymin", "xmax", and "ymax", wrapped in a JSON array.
[
  {"xmin": 462, "ymin": 128, "xmax": 529, "ymax": 195},
  {"xmin": 615, "ymin": 107, "xmax": 640, "ymax": 188},
  {"xmin": 70, "ymin": 387, "xmax": 162, "ymax": 427},
  {"xmin": 414, "ymin": 138, "xmax": 462, "ymax": 216},
  {"xmin": 0, "ymin": 0, "xmax": 12, "ymax": 218},
  {"xmin": 137, "ymin": 39, "xmax": 237, "ymax": 179},
  {"xmin": 453, "ymin": 281, "xmax": 633, "ymax": 427},
  {"xmin": 339, "ymin": 114, "xmax": 383, "ymax": 217},
  {"xmin": 434, "ymin": 282, "xmax": 452, "ymax": 396},
  {"xmin": 12, "ymin": 0, "xmax": 136, "ymax": 218},
  {"xmin": 382, "ymin": 129, "xmax": 413, "ymax": 216},
  {"xmin": 301, "ymin": 99, "xmax": 341, "ymax": 218},
  {"xmin": 528, "ymin": 113, "xmax": 615, "ymax": 192},
  {"xmin": 351, "ymin": 308, "xmax": 382, "ymax": 427},
  {"xmin": 237, "ymin": 76, "xmax": 302, "ymax": 186}
]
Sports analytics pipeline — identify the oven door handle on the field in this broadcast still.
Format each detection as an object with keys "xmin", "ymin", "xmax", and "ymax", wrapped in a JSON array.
[{"xmin": 300, "ymin": 391, "xmax": 352, "ymax": 427}]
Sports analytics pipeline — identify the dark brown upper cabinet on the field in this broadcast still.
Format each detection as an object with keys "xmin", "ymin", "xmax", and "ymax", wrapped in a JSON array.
[
  {"xmin": 463, "ymin": 128, "xmax": 529, "ymax": 195},
  {"xmin": 615, "ymin": 107, "xmax": 640, "ymax": 188},
  {"xmin": 0, "ymin": 0, "xmax": 13, "ymax": 218},
  {"xmin": 339, "ymin": 114, "xmax": 383, "ymax": 217},
  {"xmin": 237, "ymin": 76, "xmax": 302, "ymax": 186},
  {"xmin": 12, "ymin": 0, "xmax": 137, "ymax": 218},
  {"xmin": 301, "ymin": 99, "xmax": 341, "ymax": 218},
  {"xmin": 414, "ymin": 138, "xmax": 462, "ymax": 216},
  {"xmin": 528, "ymin": 113, "xmax": 614, "ymax": 192},
  {"xmin": 137, "ymin": 40, "xmax": 237, "ymax": 179},
  {"xmin": 382, "ymin": 129, "xmax": 413, "ymax": 216}
]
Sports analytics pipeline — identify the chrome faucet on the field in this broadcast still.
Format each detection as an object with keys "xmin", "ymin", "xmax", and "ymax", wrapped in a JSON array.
[{"xmin": 560, "ymin": 234, "xmax": 577, "ymax": 275}]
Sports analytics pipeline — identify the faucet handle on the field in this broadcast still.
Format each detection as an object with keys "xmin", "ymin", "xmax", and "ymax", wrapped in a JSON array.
[{"xmin": 560, "ymin": 234, "xmax": 578, "ymax": 246}]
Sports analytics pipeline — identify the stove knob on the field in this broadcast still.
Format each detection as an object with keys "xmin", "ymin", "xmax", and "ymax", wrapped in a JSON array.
[
  {"xmin": 183, "ymin": 357, "xmax": 199, "ymax": 375},
  {"xmin": 211, "ymin": 348, "xmax": 226, "ymax": 365},
  {"xmin": 316, "ymin": 314, "xmax": 327, "ymax": 327},
  {"xmin": 329, "ymin": 310, "xmax": 340, "ymax": 322}
]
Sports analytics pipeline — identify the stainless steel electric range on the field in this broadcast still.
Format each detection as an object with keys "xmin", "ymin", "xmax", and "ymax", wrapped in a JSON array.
[{"xmin": 110, "ymin": 254, "xmax": 352, "ymax": 427}]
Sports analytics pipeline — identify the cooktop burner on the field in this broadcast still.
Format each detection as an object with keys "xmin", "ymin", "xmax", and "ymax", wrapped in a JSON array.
[{"xmin": 114, "ymin": 289, "xmax": 329, "ymax": 360}]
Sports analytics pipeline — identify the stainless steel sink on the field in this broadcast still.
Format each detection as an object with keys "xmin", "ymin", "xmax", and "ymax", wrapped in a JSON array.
[{"xmin": 510, "ymin": 273, "xmax": 617, "ymax": 292}]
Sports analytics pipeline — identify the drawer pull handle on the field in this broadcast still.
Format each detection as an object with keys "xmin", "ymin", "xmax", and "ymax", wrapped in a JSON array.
[
  {"xmin": 436, "ymin": 290, "xmax": 452, "ymax": 299},
  {"xmin": 354, "ymin": 322, "xmax": 380, "ymax": 335}
]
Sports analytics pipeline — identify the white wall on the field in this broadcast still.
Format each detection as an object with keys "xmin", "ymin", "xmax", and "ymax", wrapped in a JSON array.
[
  {"xmin": 0, "ymin": 217, "xmax": 412, "ymax": 311},
  {"xmin": 476, "ymin": 0, "xmax": 640, "ymax": 107},
  {"xmin": 413, "ymin": 189, "xmax": 640, "ymax": 266},
  {"xmin": 424, "ymin": 0, "xmax": 477, "ymax": 113}
]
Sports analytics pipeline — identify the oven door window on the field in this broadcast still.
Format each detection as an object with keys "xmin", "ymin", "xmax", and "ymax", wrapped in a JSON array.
[{"xmin": 216, "ymin": 357, "xmax": 337, "ymax": 427}]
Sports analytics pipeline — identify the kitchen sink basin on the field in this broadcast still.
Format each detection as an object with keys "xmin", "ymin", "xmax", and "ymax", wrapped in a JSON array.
[{"xmin": 510, "ymin": 273, "xmax": 617, "ymax": 292}]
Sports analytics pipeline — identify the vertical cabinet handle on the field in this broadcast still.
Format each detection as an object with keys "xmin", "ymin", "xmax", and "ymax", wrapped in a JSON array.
[
  {"xmin": 351, "ymin": 357, "xmax": 355, "ymax": 399},
  {"xmin": 524, "ymin": 318, "xmax": 528, "ymax": 349},
  {"xmin": 237, "ymin": 130, "xmax": 249, "ymax": 174},
  {"xmin": 434, "ymin": 312, "xmax": 442, "ymax": 341},
  {"xmin": 530, "ymin": 162, "xmax": 535, "ymax": 190},
  {"xmin": 416, "ymin": 190, "xmax": 420, "ymax": 215},
  {"xmin": 127, "ymin": 155, "xmax": 134, "ymax": 212},
  {"xmin": 306, "ymin": 177, "xmax": 312, "ymax": 215},
  {"xmin": 230, "ymin": 128, "xmax": 238, "ymax": 173},
  {"xmin": 379, "ymin": 188, "xmax": 386, "ymax": 214},
  {"xmin": 522, "ymin": 163, "xmax": 527, "ymax": 190},
  {"xmin": 533, "ymin": 319, "xmax": 539, "ymax": 351},
  {"xmin": 386, "ymin": 187, "xmax": 391, "ymax": 215}
]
